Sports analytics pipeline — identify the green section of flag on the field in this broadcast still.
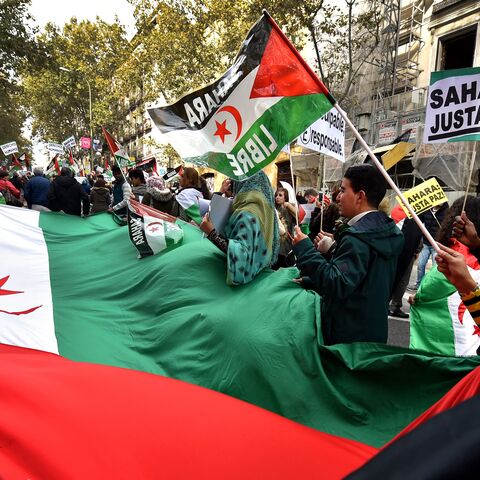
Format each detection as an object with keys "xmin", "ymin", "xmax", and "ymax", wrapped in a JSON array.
[
  {"xmin": 410, "ymin": 266, "xmax": 456, "ymax": 355},
  {"xmin": 39, "ymin": 212, "xmax": 480, "ymax": 447},
  {"xmin": 430, "ymin": 66, "xmax": 480, "ymax": 83},
  {"xmin": 185, "ymin": 204, "xmax": 202, "ymax": 224},
  {"xmin": 187, "ymin": 93, "xmax": 333, "ymax": 180},
  {"xmin": 448, "ymin": 133, "xmax": 480, "ymax": 142}
]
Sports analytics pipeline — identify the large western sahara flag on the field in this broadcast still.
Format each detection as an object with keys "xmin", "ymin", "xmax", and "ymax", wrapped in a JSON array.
[
  {"xmin": 148, "ymin": 13, "xmax": 335, "ymax": 181},
  {"xmin": 1, "ymin": 205, "xmax": 480, "ymax": 449}
]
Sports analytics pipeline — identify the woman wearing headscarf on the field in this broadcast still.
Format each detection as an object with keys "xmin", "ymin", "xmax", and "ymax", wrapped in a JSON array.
[
  {"xmin": 200, "ymin": 171, "xmax": 279, "ymax": 286},
  {"xmin": 142, "ymin": 175, "xmax": 174, "ymax": 214},
  {"xmin": 171, "ymin": 167, "xmax": 204, "ymax": 224}
]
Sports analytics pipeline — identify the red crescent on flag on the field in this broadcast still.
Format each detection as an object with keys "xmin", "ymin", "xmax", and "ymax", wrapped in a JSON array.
[
  {"xmin": 217, "ymin": 106, "xmax": 243, "ymax": 141},
  {"xmin": 0, "ymin": 305, "xmax": 42, "ymax": 316}
]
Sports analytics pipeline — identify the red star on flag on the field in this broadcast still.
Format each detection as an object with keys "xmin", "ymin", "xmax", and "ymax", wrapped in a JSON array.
[
  {"xmin": 472, "ymin": 325, "xmax": 480, "ymax": 336},
  {"xmin": 0, "ymin": 275, "xmax": 22, "ymax": 296},
  {"xmin": 148, "ymin": 226, "xmax": 160, "ymax": 233},
  {"xmin": 213, "ymin": 120, "xmax": 231, "ymax": 143}
]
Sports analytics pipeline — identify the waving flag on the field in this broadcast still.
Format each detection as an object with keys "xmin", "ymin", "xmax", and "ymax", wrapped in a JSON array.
[
  {"xmin": 10, "ymin": 153, "xmax": 23, "ymax": 171},
  {"xmin": 148, "ymin": 13, "xmax": 335, "ymax": 181},
  {"xmin": 102, "ymin": 127, "xmax": 134, "ymax": 168},
  {"xmin": 127, "ymin": 199, "xmax": 183, "ymax": 258}
]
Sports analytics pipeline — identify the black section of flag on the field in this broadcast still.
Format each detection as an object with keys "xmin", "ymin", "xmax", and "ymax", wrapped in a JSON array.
[
  {"xmin": 127, "ymin": 205, "xmax": 154, "ymax": 258},
  {"xmin": 147, "ymin": 16, "xmax": 272, "ymax": 133}
]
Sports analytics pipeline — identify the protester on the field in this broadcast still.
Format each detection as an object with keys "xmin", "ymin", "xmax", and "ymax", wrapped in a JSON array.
[
  {"xmin": 199, "ymin": 175, "xmax": 212, "ymax": 200},
  {"xmin": 389, "ymin": 215, "xmax": 422, "ymax": 318},
  {"xmin": 24, "ymin": 167, "xmax": 51, "ymax": 211},
  {"xmin": 0, "ymin": 170, "xmax": 22, "ymax": 206},
  {"xmin": 415, "ymin": 202, "xmax": 449, "ymax": 289},
  {"xmin": 89, "ymin": 178, "xmax": 111, "ymax": 214},
  {"xmin": 296, "ymin": 191, "xmax": 307, "ymax": 204},
  {"xmin": 452, "ymin": 210, "xmax": 480, "ymax": 262},
  {"xmin": 292, "ymin": 164, "xmax": 404, "ymax": 345},
  {"xmin": 309, "ymin": 185, "xmax": 341, "ymax": 240},
  {"xmin": 171, "ymin": 167, "xmax": 203, "ymax": 223},
  {"xmin": 408, "ymin": 197, "xmax": 480, "ymax": 355},
  {"xmin": 141, "ymin": 176, "xmax": 174, "ymax": 214},
  {"xmin": 273, "ymin": 187, "xmax": 297, "ymax": 268},
  {"xmin": 128, "ymin": 169, "xmax": 147, "ymax": 201},
  {"xmin": 47, "ymin": 167, "xmax": 90, "ymax": 216},
  {"xmin": 10, "ymin": 171, "xmax": 23, "ymax": 194},
  {"xmin": 110, "ymin": 165, "xmax": 132, "ymax": 215},
  {"xmin": 303, "ymin": 188, "xmax": 318, "ymax": 205},
  {"xmin": 200, "ymin": 170, "xmax": 279, "ymax": 285},
  {"xmin": 213, "ymin": 178, "xmax": 233, "ymax": 198},
  {"xmin": 436, "ymin": 243, "xmax": 480, "ymax": 324}
]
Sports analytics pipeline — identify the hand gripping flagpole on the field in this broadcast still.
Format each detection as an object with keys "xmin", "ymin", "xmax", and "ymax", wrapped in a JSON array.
[{"xmin": 334, "ymin": 104, "xmax": 440, "ymax": 254}]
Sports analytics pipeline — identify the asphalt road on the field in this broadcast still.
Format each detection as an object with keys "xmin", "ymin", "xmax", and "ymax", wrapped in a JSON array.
[{"xmin": 386, "ymin": 259, "xmax": 435, "ymax": 349}]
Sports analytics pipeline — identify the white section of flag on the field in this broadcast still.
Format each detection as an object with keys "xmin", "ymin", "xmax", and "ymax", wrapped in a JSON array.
[
  {"xmin": 153, "ymin": 67, "xmax": 281, "ymax": 158},
  {"xmin": 144, "ymin": 216, "xmax": 167, "ymax": 254},
  {"xmin": 447, "ymin": 267, "xmax": 480, "ymax": 356},
  {"xmin": 0, "ymin": 205, "xmax": 58, "ymax": 354},
  {"xmin": 175, "ymin": 188, "xmax": 203, "ymax": 211}
]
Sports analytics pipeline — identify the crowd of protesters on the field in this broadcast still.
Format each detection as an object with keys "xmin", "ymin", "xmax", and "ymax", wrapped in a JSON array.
[{"xmin": 2, "ymin": 162, "xmax": 480, "ymax": 351}]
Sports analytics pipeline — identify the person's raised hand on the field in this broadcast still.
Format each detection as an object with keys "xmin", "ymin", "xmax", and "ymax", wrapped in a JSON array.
[
  {"xmin": 436, "ymin": 243, "xmax": 477, "ymax": 294},
  {"xmin": 293, "ymin": 225, "xmax": 307, "ymax": 245},
  {"xmin": 200, "ymin": 213, "xmax": 215, "ymax": 235},
  {"xmin": 219, "ymin": 178, "xmax": 231, "ymax": 195},
  {"xmin": 452, "ymin": 212, "xmax": 480, "ymax": 249}
]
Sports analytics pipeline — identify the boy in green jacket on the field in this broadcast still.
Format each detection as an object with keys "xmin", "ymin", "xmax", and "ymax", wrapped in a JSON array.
[{"xmin": 293, "ymin": 165, "xmax": 404, "ymax": 345}]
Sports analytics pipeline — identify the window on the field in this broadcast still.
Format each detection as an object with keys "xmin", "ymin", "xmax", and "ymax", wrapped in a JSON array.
[{"xmin": 437, "ymin": 26, "xmax": 477, "ymax": 70}]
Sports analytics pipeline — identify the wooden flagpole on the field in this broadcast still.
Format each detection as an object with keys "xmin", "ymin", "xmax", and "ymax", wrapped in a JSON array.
[
  {"xmin": 334, "ymin": 104, "xmax": 440, "ymax": 253},
  {"xmin": 461, "ymin": 150, "xmax": 477, "ymax": 213},
  {"xmin": 288, "ymin": 146, "xmax": 299, "ymax": 226}
]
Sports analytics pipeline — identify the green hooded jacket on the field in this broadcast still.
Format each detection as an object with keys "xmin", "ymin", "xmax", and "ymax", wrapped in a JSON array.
[{"xmin": 293, "ymin": 211, "xmax": 404, "ymax": 345}]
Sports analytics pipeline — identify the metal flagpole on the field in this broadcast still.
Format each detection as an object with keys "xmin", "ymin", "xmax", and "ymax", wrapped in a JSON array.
[
  {"xmin": 462, "ymin": 150, "xmax": 477, "ymax": 213},
  {"xmin": 334, "ymin": 104, "xmax": 440, "ymax": 253}
]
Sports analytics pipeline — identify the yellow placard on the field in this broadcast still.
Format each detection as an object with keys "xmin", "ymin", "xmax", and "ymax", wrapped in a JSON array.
[
  {"xmin": 381, "ymin": 142, "xmax": 415, "ymax": 171},
  {"xmin": 396, "ymin": 177, "xmax": 448, "ymax": 218}
]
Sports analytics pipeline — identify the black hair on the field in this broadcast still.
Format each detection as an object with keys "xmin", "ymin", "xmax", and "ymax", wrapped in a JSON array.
[
  {"xmin": 60, "ymin": 167, "xmax": 72, "ymax": 176},
  {"xmin": 304, "ymin": 188, "xmax": 318, "ymax": 198},
  {"xmin": 343, "ymin": 165, "xmax": 387, "ymax": 208},
  {"xmin": 128, "ymin": 168, "xmax": 145, "ymax": 183},
  {"xmin": 112, "ymin": 165, "xmax": 121, "ymax": 174},
  {"xmin": 437, "ymin": 196, "xmax": 480, "ymax": 246}
]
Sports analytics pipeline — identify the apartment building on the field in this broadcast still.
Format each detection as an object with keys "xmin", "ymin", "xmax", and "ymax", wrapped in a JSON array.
[{"xmin": 350, "ymin": 0, "xmax": 480, "ymax": 192}]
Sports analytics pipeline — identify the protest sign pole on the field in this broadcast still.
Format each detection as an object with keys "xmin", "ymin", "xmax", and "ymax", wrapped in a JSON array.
[
  {"xmin": 334, "ymin": 103, "xmax": 440, "ymax": 253},
  {"xmin": 462, "ymin": 150, "xmax": 477, "ymax": 213},
  {"xmin": 288, "ymin": 147, "xmax": 299, "ymax": 226}
]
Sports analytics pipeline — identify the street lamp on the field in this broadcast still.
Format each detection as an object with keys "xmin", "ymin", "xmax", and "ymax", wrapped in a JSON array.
[{"xmin": 60, "ymin": 66, "xmax": 93, "ymax": 172}]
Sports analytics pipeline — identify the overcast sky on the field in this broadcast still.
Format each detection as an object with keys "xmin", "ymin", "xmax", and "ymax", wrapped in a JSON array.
[
  {"xmin": 28, "ymin": 1, "xmax": 136, "ymax": 165},
  {"xmin": 29, "ymin": 0, "xmax": 136, "ymax": 38}
]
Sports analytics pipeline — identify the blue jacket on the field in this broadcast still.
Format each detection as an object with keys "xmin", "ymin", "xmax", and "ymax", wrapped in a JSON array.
[{"xmin": 24, "ymin": 175, "xmax": 51, "ymax": 208}]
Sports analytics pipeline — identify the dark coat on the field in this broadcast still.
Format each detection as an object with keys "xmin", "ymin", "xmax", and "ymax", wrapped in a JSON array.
[
  {"xmin": 24, "ymin": 175, "xmax": 51, "ymax": 208},
  {"xmin": 48, "ymin": 175, "xmax": 90, "ymax": 216},
  {"xmin": 89, "ymin": 187, "xmax": 111, "ymax": 214},
  {"xmin": 293, "ymin": 211, "xmax": 404, "ymax": 345}
]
